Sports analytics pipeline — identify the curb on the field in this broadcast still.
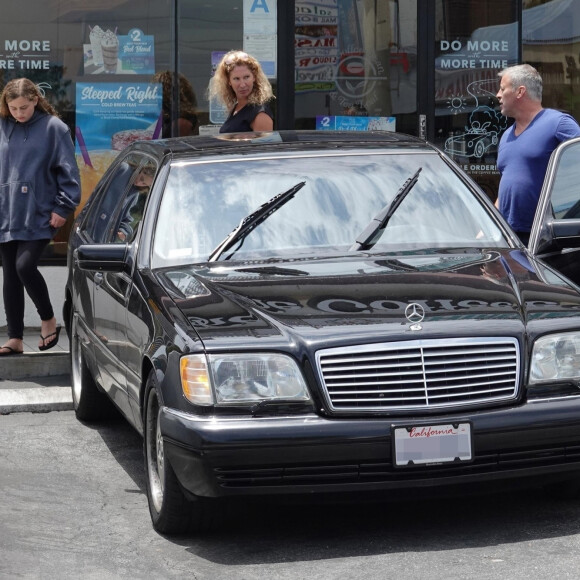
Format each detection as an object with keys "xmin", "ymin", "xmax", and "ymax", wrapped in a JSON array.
[
  {"xmin": 0, "ymin": 349, "xmax": 71, "ymax": 415},
  {"xmin": 0, "ymin": 352, "xmax": 69, "ymax": 380},
  {"xmin": 0, "ymin": 386, "xmax": 73, "ymax": 414}
]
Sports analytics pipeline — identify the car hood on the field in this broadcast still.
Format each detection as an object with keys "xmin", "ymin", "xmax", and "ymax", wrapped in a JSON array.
[{"xmin": 156, "ymin": 249, "xmax": 580, "ymax": 349}]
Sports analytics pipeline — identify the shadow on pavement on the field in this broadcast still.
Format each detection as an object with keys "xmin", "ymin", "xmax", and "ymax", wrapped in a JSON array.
[{"xmin": 71, "ymin": 408, "xmax": 580, "ymax": 565}]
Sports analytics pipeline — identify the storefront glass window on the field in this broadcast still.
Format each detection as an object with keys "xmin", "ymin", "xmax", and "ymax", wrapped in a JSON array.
[
  {"xmin": 0, "ymin": 0, "xmax": 278, "ymax": 262},
  {"xmin": 522, "ymin": 0, "xmax": 580, "ymax": 123},
  {"xmin": 177, "ymin": 0, "xmax": 278, "ymax": 134},
  {"xmin": 434, "ymin": 0, "xmax": 518, "ymax": 202},
  {"xmin": 294, "ymin": 0, "xmax": 417, "ymax": 135},
  {"xmin": 0, "ymin": 0, "xmax": 176, "ymax": 260}
]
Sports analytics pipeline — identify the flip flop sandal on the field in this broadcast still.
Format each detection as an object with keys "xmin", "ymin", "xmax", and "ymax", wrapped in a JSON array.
[
  {"xmin": 39, "ymin": 326, "xmax": 62, "ymax": 352},
  {"xmin": 0, "ymin": 345, "xmax": 24, "ymax": 356}
]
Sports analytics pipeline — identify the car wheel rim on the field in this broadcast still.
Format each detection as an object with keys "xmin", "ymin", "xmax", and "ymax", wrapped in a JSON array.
[
  {"xmin": 146, "ymin": 389, "xmax": 165, "ymax": 513},
  {"xmin": 71, "ymin": 316, "xmax": 82, "ymax": 407},
  {"xmin": 156, "ymin": 416, "xmax": 165, "ymax": 489}
]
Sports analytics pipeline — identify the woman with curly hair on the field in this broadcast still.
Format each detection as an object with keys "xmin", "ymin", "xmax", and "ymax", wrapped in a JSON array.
[
  {"xmin": 0, "ymin": 77, "xmax": 80, "ymax": 354},
  {"xmin": 208, "ymin": 50, "xmax": 274, "ymax": 133},
  {"xmin": 152, "ymin": 71, "xmax": 198, "ymax": 137}
]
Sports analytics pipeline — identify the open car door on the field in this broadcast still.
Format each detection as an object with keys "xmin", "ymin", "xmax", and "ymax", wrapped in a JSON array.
[{"xmin": 530, "ymin": 136, "xmax": 580, "ymax": 287}]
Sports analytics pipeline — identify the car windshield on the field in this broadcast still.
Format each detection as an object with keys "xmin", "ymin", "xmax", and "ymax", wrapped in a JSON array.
[{"xmin": 151, "ymin": 150, "xmax": 506, "ymax": 268}]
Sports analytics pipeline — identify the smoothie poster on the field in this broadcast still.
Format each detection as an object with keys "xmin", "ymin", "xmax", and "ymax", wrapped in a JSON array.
[
  {"xmin": 83, "ymin": 27, "xmax": 155, "ymax": 75},
  {"xmin": 75, "ymin": 82, "xmax": 162, "ymax": 212}
]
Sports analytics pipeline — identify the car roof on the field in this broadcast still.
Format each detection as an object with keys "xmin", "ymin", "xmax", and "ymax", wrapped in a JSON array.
[{"xmin": 128, "ymin": 130, "xmax": 436, "ymax": 161}]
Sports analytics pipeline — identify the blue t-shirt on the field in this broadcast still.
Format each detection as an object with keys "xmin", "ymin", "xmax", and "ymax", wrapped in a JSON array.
[{"xmin": 497, "ymin": 108, "xmax": 580, "ymax": 232}]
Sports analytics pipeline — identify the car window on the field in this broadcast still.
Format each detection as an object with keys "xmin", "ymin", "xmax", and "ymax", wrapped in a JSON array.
[
  {"xmin": 113, "ymin": 158, "xmax": 157, "ymax": 244},
  {"xmin": 152, "ymin": 151, "xmax": 506, "ymax": 268},
  {"xmin": 84, "ymin": 153, "xmax": 157, "ymax": 243},
  {"xmin": 549, "ymin": 141, "xmax": 580, "ymax": 220}
]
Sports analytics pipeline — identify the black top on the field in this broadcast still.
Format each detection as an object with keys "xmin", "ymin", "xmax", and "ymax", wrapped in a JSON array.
[{"xmin": 220, "ymin": 103, "xmax": 273, "ymax": 133}]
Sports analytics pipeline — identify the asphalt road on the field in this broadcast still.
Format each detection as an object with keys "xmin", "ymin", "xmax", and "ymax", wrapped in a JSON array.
[{"xmin": 3, "ymin": 410, "xmax": 580, "ymax": 579}]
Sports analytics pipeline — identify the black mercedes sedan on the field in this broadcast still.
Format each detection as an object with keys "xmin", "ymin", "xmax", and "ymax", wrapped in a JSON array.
[{"xmin": 64, "ymin": 130, "xmax": 580, "ymax": 534}]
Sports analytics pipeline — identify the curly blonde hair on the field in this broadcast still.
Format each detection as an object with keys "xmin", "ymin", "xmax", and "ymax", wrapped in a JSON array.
[
  {"xmin": 208, "ymin": 50, "xmax": 274, "ymax": 109},
  {"xmin": 0, "ymin": 77, "xmax": 59, "ymax": 119}
]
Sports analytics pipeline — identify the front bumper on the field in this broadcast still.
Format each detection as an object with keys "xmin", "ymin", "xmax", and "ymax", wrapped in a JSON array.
[{"xmin": 160, "ymin": 396, "xmax": 580, "ymax": 498}]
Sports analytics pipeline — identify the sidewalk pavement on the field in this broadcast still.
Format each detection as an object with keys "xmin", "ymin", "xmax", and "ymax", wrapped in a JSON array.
[
  {"xmin": 0, "ymin": 374, "xmax": 72, "ymax": 414},
  {"xmin": 0, "ymin": 329, "xmax": 72, "ymax": 414},
  {"xmin": 0, "ymin": 280, "xmax": 72, "ymax": 415},
  {"xmin": 0, "ymin": 265, "xmax": 73, "ymax": 414}
]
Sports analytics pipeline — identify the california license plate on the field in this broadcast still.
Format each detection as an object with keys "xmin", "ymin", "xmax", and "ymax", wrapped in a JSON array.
[{"xmin": 393, "ymin": 422, "xmax": 472, "ymax": 467}]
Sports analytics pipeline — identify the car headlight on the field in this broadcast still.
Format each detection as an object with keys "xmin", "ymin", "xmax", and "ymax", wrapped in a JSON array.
[
  {"xmin": 530, "ymin": 332, "xmax": 580, "ymax": 384},
  {"xmin": 180, "ymin": 353, "xmax": 312, "ymax": 406}
]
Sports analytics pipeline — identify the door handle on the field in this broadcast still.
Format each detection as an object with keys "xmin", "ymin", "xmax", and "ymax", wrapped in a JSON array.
[{"xmin": 94, "ymin": 272, "xmax": 104, "ymax": 286}]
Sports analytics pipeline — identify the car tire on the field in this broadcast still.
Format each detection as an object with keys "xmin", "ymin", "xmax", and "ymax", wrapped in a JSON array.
[
  {"xmin": 143, "ymin": 370, "xmax": 217, "ymax": 535},
  {"xmin": 70, "ymin": 313, "xmax": 114, "ymax": 421}
]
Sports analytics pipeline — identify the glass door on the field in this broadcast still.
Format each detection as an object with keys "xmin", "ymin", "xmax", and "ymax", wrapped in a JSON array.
[
  {"xmin": 433, "ymin": 0, "xmax": 519, "ymax": 201},
  {"xmin": 176, "ymin": 0, "xmax": 280, "ymax": 134},
  {"xmin": 294, "ymin": 0, "xmax": 418, "ymax": 135}
]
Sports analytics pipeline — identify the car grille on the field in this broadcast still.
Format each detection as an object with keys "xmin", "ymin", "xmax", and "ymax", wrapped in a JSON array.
[{"xmin": 316, "ymin": 337, "xmax": 519, "ymax": 412}]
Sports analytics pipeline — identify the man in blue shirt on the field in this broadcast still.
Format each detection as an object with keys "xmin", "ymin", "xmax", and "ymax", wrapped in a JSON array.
[{"xmin": 496, "ymin": 63, "xmax": 580, "ymax": 245}]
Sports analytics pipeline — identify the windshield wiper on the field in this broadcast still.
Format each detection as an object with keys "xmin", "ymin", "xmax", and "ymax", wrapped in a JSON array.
[
  {"xmin": 237, "ymin": 265, "xmax": 309, "ymax": 277},
  {"xmin": 349, "ymin": 167, "xmax": 422, "ymax": 252},
  {"xmin": 208, "ymin": 181, "xmax": 306, "ymax": 262}
]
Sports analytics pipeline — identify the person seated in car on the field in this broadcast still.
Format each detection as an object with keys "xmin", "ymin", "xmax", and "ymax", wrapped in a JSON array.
[{"xmin": 116, "ymin": 166, "xmax": 155, "ymax": 242}]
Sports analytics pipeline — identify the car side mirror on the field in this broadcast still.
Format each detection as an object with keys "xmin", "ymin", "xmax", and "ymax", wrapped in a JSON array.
[
  {"xmin": 74, "ymin": 244, "xmax": 130, "ymax": 273},
  {"xmin": 551, "ymin": 219, "xmax": 580, "ymax": 248},
  {"xmin": 534, "ymin": 219, "xmax": 580, "ymax": 254}
]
